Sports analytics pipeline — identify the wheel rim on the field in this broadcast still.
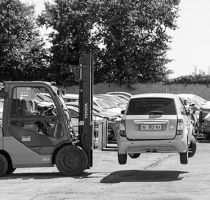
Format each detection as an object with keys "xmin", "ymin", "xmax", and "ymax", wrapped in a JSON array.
[{"xmin": 63, "ymin": 154, "xmax": 80, "ymax": 170}]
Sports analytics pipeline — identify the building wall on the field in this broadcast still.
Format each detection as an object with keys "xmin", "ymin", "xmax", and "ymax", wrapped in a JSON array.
[{"xmin": 65, "ymin": 83, "xmax": 210, "ymax": 100}]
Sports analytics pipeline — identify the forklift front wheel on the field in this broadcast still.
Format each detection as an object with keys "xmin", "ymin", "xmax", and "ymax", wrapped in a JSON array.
[
  {"xmin": 0, "ymin": 154, "xmax": 9, "ymax": 176},
  {"xmin": 55, "ymin": 145, "xmax": 88, "ymax": 176}
]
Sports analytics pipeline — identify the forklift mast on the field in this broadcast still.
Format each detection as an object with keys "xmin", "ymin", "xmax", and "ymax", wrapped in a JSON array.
[{"xmin": 78, "ymin": 54, "xmax": 94, "ymax": 168}]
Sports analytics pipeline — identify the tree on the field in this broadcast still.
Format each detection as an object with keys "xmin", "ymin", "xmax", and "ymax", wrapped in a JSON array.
[
  {"xmin": 38, "ymin": 0, "xmax": 99, "ymax": 86},
  {"xmin": 38, "ymin": 0, "xmax": 180, "ymax": 86},
  {"xmin": 93, "ymin": 0, "xmax": 180, "ymax": 85},
  {"xmin": 0, "ymin": 0, "xmax": 49, "ymax": 82}
]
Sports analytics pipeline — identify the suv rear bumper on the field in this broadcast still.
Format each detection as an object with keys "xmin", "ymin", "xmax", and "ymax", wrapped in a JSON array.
[{"xmin": 117, "ymin": 136, "xmax": 188, "ymax": 154}]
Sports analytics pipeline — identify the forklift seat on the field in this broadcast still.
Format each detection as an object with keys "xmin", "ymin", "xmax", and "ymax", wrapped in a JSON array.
[
  {"xmin": 11, "ymin": 99, "xmax": 21, "ymax": 116},
  {"xmin": 19, "ymin": 99, "xmax": 35, "ymax": 115}
]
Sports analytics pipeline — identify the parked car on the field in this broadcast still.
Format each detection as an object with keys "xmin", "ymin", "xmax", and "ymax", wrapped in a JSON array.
[
  {"xmin": 178, "ymin": 95, "xmax": 200, "ymax": 137},
  {"xmin": 66, "ymin": 101, "xmax": 121, "ymax": 141},
  {"xmin": 63, "ymin": 93, "xmax": 122, "ymax": 115},
  {"xmin": 178, "ymin": 94, "xmax": 210, "ymax": 139},
  {"xmin": 67, "ymin": 105, "xmax": 105, "ymax": 137},
  {"xmin": 118, "ymin": 93, "xmax": 196, "ymax": 165},
  {"xmin": 106, "ymin": 92, "xmax": 132, "ymax": 99},
  {"xmin": 95, "ymin": 94, "xmax": 127, "ymax": 109},
  {"xmin": 93, "ymin": 96, "xmax": 122, "ymax": 115},
  {"xmin": 63, "ymin": 94, "xmax": 79, "ymax": 103}
]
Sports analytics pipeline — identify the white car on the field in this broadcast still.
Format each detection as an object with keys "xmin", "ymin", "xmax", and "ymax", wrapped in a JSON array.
[
  {"xmin": 63, "ymin": 94, "xmax": 79, "ymax": 103},
  {"xmin": 67, "ymin": 105, "xmax": 105, "ymax": 136},
  {"xmin": 63, "ymin": 94, "xmax": 122, "ymax": 115},
  {"xmin": 106, "ymin": 92, "xmax": 132, "ymax": 99},
  {"xmin": 117, "ymin": 93, "xmax": 196, "ymax": 165}
]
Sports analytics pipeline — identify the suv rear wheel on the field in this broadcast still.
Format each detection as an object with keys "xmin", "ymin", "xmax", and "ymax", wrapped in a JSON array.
[
  {"xmin": 180, "ymin": 152, "xmax": 188, "ymax": 164},
  {"xmin": 128, "ymin": 153, "xmax": 141, "ymax": 159},
  {"xmin": 118, "ymin": 153, "xmax": 127, "ymax": 165},
  {"xmin": 188, "ymin": 137, "xmax": 196, "ymax": 158}
]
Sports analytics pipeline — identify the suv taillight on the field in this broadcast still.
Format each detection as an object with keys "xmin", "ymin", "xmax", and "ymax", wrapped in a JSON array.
[
  {"xmin": 176, "ymin": 118, "xmax": 184, "ymax": 135},
  {"xmin": 119, "ymin": 117, "xmax": 126, "ymax": 137}
]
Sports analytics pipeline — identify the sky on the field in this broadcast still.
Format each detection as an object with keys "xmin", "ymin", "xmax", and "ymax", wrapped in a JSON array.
[
  {"xmin": 167, "ymin": 0, "xmax": 210, "ymax": 78},
  {"xmin": 21, "ymin": 0, "xmax": 210, "ymax": 78}
]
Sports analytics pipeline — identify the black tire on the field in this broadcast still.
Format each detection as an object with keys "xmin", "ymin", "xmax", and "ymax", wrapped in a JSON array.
[
  {"xmin": 128, "ymin": 153, "xmax": 141, "ymax": 159},
  {"xmin": 118, "ymin": 153, "xmax": 127, "ymax": 165},
  {"xmin": 55, "ymin": 145, "xmax": 88, "ymax": 176},
  {"xmin": 7, "ymin": 166, "xmax": 16, "ymax": 175},
  {"xmin": 0, "ymin": 154, "xmax": 9, "ymax": 176},
  {"xmin": 180, "ymin": 152, "xmax": 188, "ymax": 164},
  {"xmin": 188, "ymin": 137, "xmax": 197, "ymax": 158},
  {"xmin": 204, "ymin": 133, "xmax": 208, "ymax": 141}
]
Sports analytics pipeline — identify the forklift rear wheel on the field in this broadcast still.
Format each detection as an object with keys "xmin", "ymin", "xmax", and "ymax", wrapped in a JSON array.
[
  {"xmin": 55, "ymin": 145, "xmax": 88, "ymax": 176},
  {"xmin": 0, "ymin": 154, "xmax": 9, "ymax": 176},
  {"xmin": 128, "ymin": 153, "xmax": 141, "ymax": 159}
]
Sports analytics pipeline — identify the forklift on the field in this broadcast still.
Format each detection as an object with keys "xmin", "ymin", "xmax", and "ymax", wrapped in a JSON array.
[{"xmin": 0, "ymin": 54, "xmax": 93, "ymax": 176}]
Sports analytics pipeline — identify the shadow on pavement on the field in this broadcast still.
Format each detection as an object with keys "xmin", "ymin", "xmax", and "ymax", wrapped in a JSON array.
[
  {"xmin": 100, "ymin": 170, "xmax": 188, "ymax": 183},
  {"xmin": 0, "ymin": 171, "xmax": 92, "ymax": 180}
]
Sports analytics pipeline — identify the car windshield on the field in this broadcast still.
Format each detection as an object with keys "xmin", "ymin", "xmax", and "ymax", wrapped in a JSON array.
[
  {"xmin": 109, "ymin": 95, "xmax": 126, "ymax": 105},
  {"xmin": 95, "ymin": 98, "xmax": 110, "ymax": 109},
  {"xmin": 127, "ymin": 98, "xmax": 177, "ymax": 115}
]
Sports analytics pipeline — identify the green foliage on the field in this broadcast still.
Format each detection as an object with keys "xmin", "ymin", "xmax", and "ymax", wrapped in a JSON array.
[
  {"xmin": 94, "ymin": 0, "xmax": 180, "ymax": 85},
  {"xmin": 169, "ymin": 74, "xmax": 210, "ymax": 85},
  {"xmin": 38, "ymin": 0, "xmax": 99, "ymax": 86},
  {"xmin": 0, "ymin": 0, "xmax": 179, "ymax": 86},
  {"xmin": 38, "ymin": 0, "xmax": 180, "ymax": 86},
  {"xmin": 0, "ymin": 0, "xmax": 49, "ymax": 82}
]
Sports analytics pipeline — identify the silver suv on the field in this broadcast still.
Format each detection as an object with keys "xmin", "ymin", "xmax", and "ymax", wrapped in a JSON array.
[{"xmin": 117, "ymin": 93, "xmax": 196, "ymax": 165}]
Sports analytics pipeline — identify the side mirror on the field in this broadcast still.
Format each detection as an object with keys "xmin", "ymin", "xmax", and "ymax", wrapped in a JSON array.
[{"xmin": 121, "ymin": 110, "xmax": 125, "ymax": 114}]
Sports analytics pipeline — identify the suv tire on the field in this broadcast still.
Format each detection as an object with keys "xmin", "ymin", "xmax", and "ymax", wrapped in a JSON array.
[
  {"xmin": 188, "ymin": 137, "xmax": 196, "ymax": 158},
  {"xmin": 128, "ymin": 153, "xmax": 141, "ymax": 159},
  {"xmin": 118, "ymin": 153, "xmax": 127, "ymax": 165},
  {"xmin": 180, "ymin": 152, "xmax": 188, "ymax": 164}
]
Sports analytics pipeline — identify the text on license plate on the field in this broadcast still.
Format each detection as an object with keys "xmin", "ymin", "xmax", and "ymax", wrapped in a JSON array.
[{"xmin": 140, "ymin": 124, "xmax": 161, "ymax": 131}]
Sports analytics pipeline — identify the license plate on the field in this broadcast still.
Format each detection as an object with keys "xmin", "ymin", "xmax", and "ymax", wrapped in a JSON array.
[{"xmin": 140, "ymin": 124, "xmax": 161, "ymax": 131}]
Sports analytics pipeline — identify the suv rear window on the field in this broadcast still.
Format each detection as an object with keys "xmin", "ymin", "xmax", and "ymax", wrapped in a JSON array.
[{"xmin": 126, "ymin": 98, "xmax": 177, "ymax": 115}]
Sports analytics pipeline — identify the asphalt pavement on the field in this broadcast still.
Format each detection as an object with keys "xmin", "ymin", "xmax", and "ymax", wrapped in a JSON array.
[{"xmin": 0, "ymin": 141, "xmax": 210, "ymax": 200}]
